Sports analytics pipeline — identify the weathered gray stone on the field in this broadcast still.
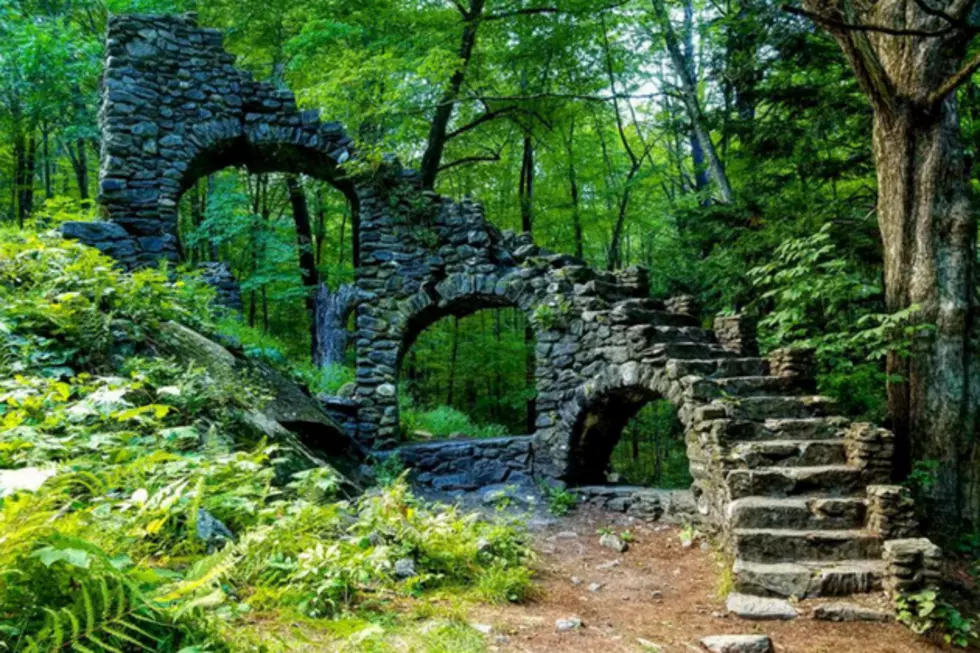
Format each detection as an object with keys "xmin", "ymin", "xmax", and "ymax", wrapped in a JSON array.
[
  {"xmin": 813, "ymin": 602, "xmax": 892, "ymax": 622},
  {"xmin": 726, "ymin": 593, "xmax": 797, "ymax": 621},
  {"xmin": 699, "ymin": 635, "xmax": 773, "ymax": 653}
]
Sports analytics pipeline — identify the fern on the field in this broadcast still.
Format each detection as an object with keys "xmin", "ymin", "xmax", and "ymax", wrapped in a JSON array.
[{"xmin": 19, "ymin": 576, "xmax": 164, "ymax": 653}]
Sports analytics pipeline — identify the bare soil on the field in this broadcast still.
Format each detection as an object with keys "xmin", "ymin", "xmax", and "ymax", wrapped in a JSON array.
[{"xmin": 470, "ymin": 508, "xmax": 942, "ymax": 653}]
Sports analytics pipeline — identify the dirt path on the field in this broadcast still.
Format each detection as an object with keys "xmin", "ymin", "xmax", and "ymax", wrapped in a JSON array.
[{"xmin": 470, "ymin": 509, "xmax": 941, "ymax": 653}]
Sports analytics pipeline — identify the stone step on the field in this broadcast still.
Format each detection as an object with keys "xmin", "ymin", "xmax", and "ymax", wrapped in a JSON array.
[
  {"xmin": 609, "ymin": 304, "xmax": 700, "ymax": 327},
  {"xmin": 730, "ymin": 439, "xmax": 848, "ymax": 468},
  {"xmin": 628, "ymin": 324, "xmax": 713, "ymax": 345},
  {"xmin": 733, "ymin": 528, "xmax": 883, "ymax": 564},
  {"xmin": 726, "ymin": 465, "xmax": 865, "ymax": 499},
  {"xmin": 665, "ymin": 357, "xmax": 770, "ymax": 379},
  {"xmin": 641, "ymin": 342, "xmax": 737, "ymax": 361},
  {"xmin": 733, "ymin": 559, "xmax": 885, "ymax": 598},
  {"xmin": 717, "ymin": 395, "xmax": 839, "ymax": 421},
  {"xmin": 694, "ymin": 417, "xmax": 848, "ymax": 446},
  {"xmin": 728, "ymin": 496, "xmax": 867, "ymax": 530},
  {"xmin": 686, "ymin": 376, "xmax": 812, "ymax": 402}
]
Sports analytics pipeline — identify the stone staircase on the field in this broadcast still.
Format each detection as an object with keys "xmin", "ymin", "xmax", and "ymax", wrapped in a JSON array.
[
  {"xmin": 655, "ymin": 317, "xmax": 893, "ymax": 599},
  {"xmin": 600, "ymin": 300, "xmax": 908, "ymax": 599}
]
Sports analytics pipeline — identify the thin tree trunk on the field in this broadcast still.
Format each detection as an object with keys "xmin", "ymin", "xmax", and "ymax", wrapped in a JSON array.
[
  {"xmin": 286, "ymin": 175, "xmax": 321, "ymax": 363},
  {"xmin": 42, "ymin": 127, "xmax": 53, "ymax": 199},
  {"xmin": 519, "ymin": 131, "xmax": 534, "ymax": 233},
  {"xmin": 22, "ymin": 134, "xmax": 36, "ymax": 223},
  {"xmin": 447, "ymin": 317, "xmax": 460, "ymax": 406},
  {"xmin": 681, "ymin": 0, "xmax": 709, "ymax": 194},
  {"xmin": 563, "ymin": 118, "xmax": 584, "ymax": 259},
  {"xmin": 651, "ymin": 0, "xmax": 733, "ymax": 204},
  {"xmin": 314, "ymin": 283, "xmax": 358, "ymax": 369},
  {"xmin": 14, "ymin": 126, "xmax": 26, "ymax": 227},
  {"xmin": 419, "ymin": 0, "xmax": 486, "ymax": 189}
]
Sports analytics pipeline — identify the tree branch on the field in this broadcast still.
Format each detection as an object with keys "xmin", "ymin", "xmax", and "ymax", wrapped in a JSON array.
[
  {"xmin": 484, "ymin": 0, "xmax": 630, "ymax": 20},
  {"xmin": 929, "ymin": 50, "xmax": 980, "ymax": 103},
  {"xmin": 446, "ymin": 106, "xmax": 519, "ymax": 140},
  {"xmin": 783, "ymin": 4, "xmax": 959, "ymax": 36},
  {"xmin": 484, "ymin": 6, "xmax": 561, "ymax": 20},
  {"xmin": 439, "ymin": 153, "xmax": 502, "ymax": 171}
]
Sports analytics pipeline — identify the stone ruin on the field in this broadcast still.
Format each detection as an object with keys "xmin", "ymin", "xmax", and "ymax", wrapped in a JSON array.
[{"xmin": 64, "ymin": 11, "xmax": 940, "ymax": 600}]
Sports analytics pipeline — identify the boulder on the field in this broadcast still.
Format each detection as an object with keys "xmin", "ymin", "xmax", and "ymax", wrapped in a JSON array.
[{"xmin": 156, "ymin": 321, "xmax": 360, "ymax": 476}]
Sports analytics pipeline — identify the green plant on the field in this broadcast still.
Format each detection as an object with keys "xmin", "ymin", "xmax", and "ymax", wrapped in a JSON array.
[
  {"xmin": 896, "ymin": 590, "xmax": 978, "ymax": 647},
  {"xmin": 540, "ymin": 484, "xmax": 577, "ymax": 516},
  {"xmin": 370, "ymin": 454, "xmax": 406, "ymax": 487}
]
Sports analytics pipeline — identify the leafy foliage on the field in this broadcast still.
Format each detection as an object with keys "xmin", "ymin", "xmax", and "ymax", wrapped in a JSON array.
[{"xmin": 0, "ymin": 226, "xmax": 533, "ymax": 651}]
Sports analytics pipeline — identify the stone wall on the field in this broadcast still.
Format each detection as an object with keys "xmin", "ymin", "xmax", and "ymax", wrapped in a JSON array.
[
  {"xmin": 573, "ymin": 485, "xmax": 696, "ymax": 523},
  {"xmin": 392, "ymin": 436, "xmax": 535, "ymax": 492}
]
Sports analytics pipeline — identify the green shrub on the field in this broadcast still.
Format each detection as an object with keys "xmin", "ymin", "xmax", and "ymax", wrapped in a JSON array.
[{"xmin": 400, "ymin": 397, "xmax": 509, "ymax": 440}]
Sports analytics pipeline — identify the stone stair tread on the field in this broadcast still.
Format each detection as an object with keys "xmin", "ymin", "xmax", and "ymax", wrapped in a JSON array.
[
  {"xmin": 718, "ymin": 395, "xmax": 840, "ymax": 420},
  {"xmin": 666, "ymin": 358, "xmax": 770, "ymax": 379},
  {"xmin": 730, "ymin": 439, "xmax": 848, "ymax": 468},
  {"xmin": 734, "ymin": 527, "xmax": 875, "ymax": 539},
  {"xmin": 727, "ymin": 464, "xmax": 866, "ymax": 500},
  {"xmin": 729, "ymin": 495, "xmax": 866, "ymax": 509},
  {"xmin": 733, "ymin": 527, "xmax": 882, "ymax": 564},
  {"xmin": 733, "ymin": 559, "xmax": 885, "ymax": 598}
]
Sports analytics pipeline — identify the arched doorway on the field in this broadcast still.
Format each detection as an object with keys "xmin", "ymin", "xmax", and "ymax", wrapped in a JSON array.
[{"xmin": 399, "ymin": 307, "xmax": 535, "ymax": 441}]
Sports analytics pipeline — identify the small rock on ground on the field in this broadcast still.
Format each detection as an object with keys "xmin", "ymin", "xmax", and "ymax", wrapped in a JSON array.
[
  {"xmin": 555, "ymin": 617, "xmax": 583, "ymax": 632},
  {"xmin": 587, "ymin": 582, "xmax": 603, "ymax": 592},
  {"xmin": 813, "ymin": 602, "xmax": 893, "ymax": 622},
  {"xmin": 393, "ymin": 557, "xmax": 417, "ymax": 579},
  {"xmin": 700, "ymin": 634, "xmax": 774, "ymax": 653},
  {"xmin": 637, "ymin": 637, "xmax": 663, "ymax": 651},
  {"xmin": 600, "ymin": 533, "xmax": 629, "ymax": 552},
  {"xmin": 596, "ymin": 559, "xmax": 622, "ymax": 570},
  {"xmin": 726, "ymin": 592, "xmax": 797, "ymax": 620}
]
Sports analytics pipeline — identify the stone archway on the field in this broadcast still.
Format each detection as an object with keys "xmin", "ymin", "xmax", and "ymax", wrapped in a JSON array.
[{"xmin": 91, "ymin": 12, "xmax": 357, "ymax": 268}]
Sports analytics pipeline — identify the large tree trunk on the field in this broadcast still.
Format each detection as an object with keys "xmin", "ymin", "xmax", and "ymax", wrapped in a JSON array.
[
  {"xmin": 313, "ymin": 283, "xmax": 358, "ymax": 369},
  {"xmin": 873, "ymin": 100, "xmax": 979, "ymax": 531},
  {"xmin": 800, "ymin": 0, "xmax": 980, "ymax": 531}
]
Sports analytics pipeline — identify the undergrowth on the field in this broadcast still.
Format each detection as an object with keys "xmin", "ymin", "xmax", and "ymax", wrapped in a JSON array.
[{"xmin": 0, "ymin": 226, "xmax": 533, "ymax": 652}]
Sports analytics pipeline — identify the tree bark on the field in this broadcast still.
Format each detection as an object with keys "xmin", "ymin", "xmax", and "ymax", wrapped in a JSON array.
[
  {"xmin": 313, "ymin": 283, "xmax": 358, "ymax": 369},
  {"xmin": 873, "ymin": 101, "xmax": 979, "ymax": 531},
  {"xmin": 65, "ymin": 139, "xmax": 89, "ymax": 201},
  {"xmin": 800, "ymin": 0, "xmax": 980, "ymax": 530}
]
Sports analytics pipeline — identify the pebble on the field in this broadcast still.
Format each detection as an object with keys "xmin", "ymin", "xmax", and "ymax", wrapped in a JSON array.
[
  {"xmin": 555, "ymin": 617, "xmax": 583, "ymax": 632},
  {"xmin": 596, "ymin": 559, "xmax": 622, "ymax": 570},
  {"xmin": 470, "ymin": 623, "xmax": 492, "ymax": 634},
  {"xmin": 650, "ymin": 590, "xmax": 663, "ymax": 599},
  {"xmin": 570, "ymin": 576, "xmax": 583, "ymax": 585},
  {"xmin": 637, "ymin": 638, "xmax": 663, "ymax": 652},
  {"xmin": 587, "ymin": 582, "xmax": 603, "ymax": 592},
  {"xmin": 599, "ymin": 533, "xmax": 628, "ymax": 552}
]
